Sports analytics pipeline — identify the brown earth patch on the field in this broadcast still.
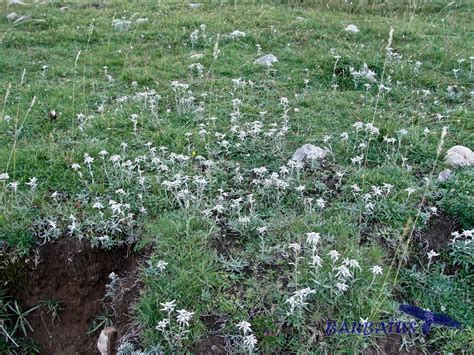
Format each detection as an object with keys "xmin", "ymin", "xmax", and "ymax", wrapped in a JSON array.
[
  {"xmin": 200, "ymin": 313, "xmax": 227, "ymax": 333},
  {"xmin": 191, "ymin": 334, "xmax": 227, "ymax": 355},
  {"xmin": 10, "ymin": 237, "xmax": 139, "ymax": 355},
  {"xmin": 420, "ymin": 213, "xmax": 459, "ymax": 252},
  {"xmin": 211, "ymin": 223, "xmax": 241, "ymax": 256},
  {"xmin": 363, "ymin": 334, "xmax": 422, "ymax": 355}
]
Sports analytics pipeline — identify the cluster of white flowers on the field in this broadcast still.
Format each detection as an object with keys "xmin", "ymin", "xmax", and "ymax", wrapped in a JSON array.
[
  {"xmin": 450, "ymin": 229, "xmax": 473, "ymax": 243},
  {"xmin": 155, "ymin": 300, "xmax": 195, "ymax": 348},
  {"xmin": 285, "ymin": 287, "xmax": 316, "ymax": 315},
  {"xmin": 350, "ymin": 63, "xmax": 377, "ymax": 84},
  {"xmin": 235, "ymin": 320, "xmax": 258, "ymax": 352},
  {"xmin": 283, "ymin": 230, "xmax": 385, "ymax": 318}
]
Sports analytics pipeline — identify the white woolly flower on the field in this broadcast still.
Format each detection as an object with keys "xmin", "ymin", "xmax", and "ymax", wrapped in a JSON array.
[
  {"xmin": 285, "ymin": 288, "xmax": 316, "ymax": 314},
  {"xmin": 306, "ymin": 232, "xmax": 321, "ymax": 247},
  {"xmin": 155, "ymin": 319, "xmax": 170, "ymax": 330},
  {"xmin": 176, "ymin": 309, "xmax": 194, "ymax": 327},
  {"xmin": 311, "ymin": 255, "xmax": 323, "ymax": 268},
  {"xmin": 336, "ymin": 282, "xmax": 349, "ymax": 292},
  {"xmin": 160, "ymin": 300, "xmax": 176, "ymax": 313},
  {"xmin": 427, "ymin": 250, "xmax": 439, "ymax": 260},
  {"xmin": 236, "ymin": 320, "xmax": 252, "ymax": 335},
  {"xmin": 156, "ymin": 260, "xmax": 168, "ymax": 272},
  {"xmin": 84, "ymin": 153, "xmax": 94, "ymax": 165},
  {"xmin": 335, "ymin": 265, "xmax": 352, "ymax": 279},
  {"xmin": 26, "ymin": 177, "xmax": 38, "ymax": 189},
  {"xmin": 328, "ymin": 250, "xmax": 340, "ymax": 262},
  {"xmin": 371, "ymin": 265, "xmax": 383, "ymax": 275},
  {"xmin": 243, "ymin": 334, "xmax": 258, "ymax": 350}
]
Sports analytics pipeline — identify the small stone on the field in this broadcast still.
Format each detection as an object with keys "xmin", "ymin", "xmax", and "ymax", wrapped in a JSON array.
[
  {"xmin": 345, "ymin": 24, "xmax": 360, "ymax": 33},
  {"xmin": 135, "ymin": 18, "xmax": 148, "ymax": 25},
  {"xmin": 296, "ymin": 16, "xmax": 305, "ymax": 21},
  {"xmin": 438, "ymin": 169, "xmax": 453, "ymax": 182},
  {"xmin": 6, "ymin": 12, "xmax": 18, "ymax": 21},
  {"xmin": 229, "ymin": 30, "xmax": 246, "ymax": 39},
  {"xmin": 445, "ymin": 145, "xmax": 474, "ymax": 167},
  {"xmin": 60, "ymin": 6, "xmax": 68, "ymax": 12},
  {"xmin": 290, "ymin": 144, "xmax": 328, "ymax": 165},
  {"xmin": 113, "ymin": 19, "xmax": 131, "ymax": 31},
  {"xmin": 97, "ymin": 327, "xmax": 117, "ymax": 355},
  {"xmin": 254, "ymin": 54, "xmax": 278, "ymax": 66},
  {"xmin": 189, "ymin": 3, "xmax": 202, "ymax": 9},
  {"xmin": 8, "ymin": 0, "xmax": 27, "ymax": 5}
]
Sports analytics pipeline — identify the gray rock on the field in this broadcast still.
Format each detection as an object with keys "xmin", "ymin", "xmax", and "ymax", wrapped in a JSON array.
[
  {"xmin": 97, "ymin": 327, "xmax": 117, "ymax": 355},
  {"xmin": 189, "ymin": 3, "xmax": 202, "ymax": 9},
  {"xmin": 135, "ymin": 18, "xmax": 148, "ymax": 25},
  {"xmin": 254, "ymin": 54, "xmax": 278, "ymax": 66},
  {"xmin": 8, "ymin": 0, "xmax": 27, "ymax": 5},
  {"xmin": 229, "ymin": 30, "xmax": 246, "ymax": 38},
  {"xmin": 438, "ymin": 169, "xmax": 454, "ymax": 182},
  {"xmin": 6, "ymin": 12, "xmax": 18, "ymax": 22},
  {"xmin": 113, "ymin": 19, "xmax": 131, "ymax": 31},
  {"xmin": 445, "ymin": 145, "xmax": 474, "ymax": 167},
  {"xmin": 290, "ymin": 144, "xmax": 328, "ymax": 165},
  {"xmin": 345, "ymin": 24, "xmax": 360, "ymax": 33}
]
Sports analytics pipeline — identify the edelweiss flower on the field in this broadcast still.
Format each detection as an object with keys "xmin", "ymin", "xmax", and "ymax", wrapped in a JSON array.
[
  {"xmin": 243, "ymin": 334, "xmax": 258, "ymax": 350},
  {"xmin": 311, "ymin": 255, "xmax": 323, "ymax": 268},
  {"xmin": 344, "ymin": 259, "xmax": 361, "ymax": 270},
  {"xmin": 156, "ymin": 260, "xmax": 168, "ymax": 272},
  {"xmin": 155, "ymin": 319, "xmax": 170, "ymax": 330},
  {"xmin": 84, "ymin": 153, "xmax": 94, "ymax": 165},
  {"xmin": 176, "ymin": 309, "xmax": 194, "ymax": 327},
  {"xmin": 236, "ymin": 320, "xmax": 252, "ymax": 335},
  {"xmin": 9, "ymin": 181, "xmax": 19, "ymax": 192},
  {"xmin": 26, "ymin": 177, "xmax": 38, "ymax": 189},
  {"xmin": 371, "ymin": 265, "xmax": 383, "ymax": 275},
  {"xmin": 285, "ymin": 288, "xmax": 316, "ymax": 314},
  {"xmin": 335, "ymin": 265, "xmax": 352, "ymax": 279},
  {"xmin": 306, "ymin": 232, "xmax": 321, "ymax": 247},
  {"xmin": 353, "ymin": 121, "xmax": 364, "ymax": 131},
  {"xmin": 462, "ymin": 229, "xmax": 473, "ymax": 238},
  {"xmin": 336, "ymin": 282, "xmax": 349, "ymax": 292},
  {"xmin": 427, "ymin": 250, "xmax": 439, "ymax": 260},
  {"xmin": 160, "ymin": 300, "xmax": 176, "ymax": 312},
  {"xmin": 328, "ymin": 250, "xmax": 340, "ymax": 262}
]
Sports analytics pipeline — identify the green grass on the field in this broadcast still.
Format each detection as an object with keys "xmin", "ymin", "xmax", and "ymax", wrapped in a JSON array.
[{"xmin": 0, "ymin": 0, "xmax": 473, "ymax": 353}]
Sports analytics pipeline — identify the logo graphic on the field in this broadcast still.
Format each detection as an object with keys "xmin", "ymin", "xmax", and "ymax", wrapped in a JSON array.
[{"xmin": 399, "ymin": 304, "xmax": 461, "ymax": 334}]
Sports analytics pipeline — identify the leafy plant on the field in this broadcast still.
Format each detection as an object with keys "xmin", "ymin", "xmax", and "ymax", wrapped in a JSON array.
[
  {"xmin": 87, "ymin": 311, "xmax": 113, "ymax": 335},
  {"xmin": 6, "ymin": 301, "xmax": 40, "ymax": 337},
  {"xmin": 39, "ymin": 298, "xmax": 63, "ymax": 323}
]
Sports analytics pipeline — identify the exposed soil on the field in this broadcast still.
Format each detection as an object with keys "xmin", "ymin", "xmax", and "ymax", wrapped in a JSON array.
[
  {"xmin": 211, "ymin": 223, "xmax": 242, "ymax": 256},
  {"xmin": 419, "ymin": 213, "xmax": 459, "ymax": 252},
  {"xmin": 363, "ymin": 334, "xmax": 422, "ymax": 355},
  {"xmin": 11, "ymin": 238, "xmax": 139, "ymax": 355},
  {"xmin": 200, "ymin": 314, "xmax": 227, "ymax": 333},
  {"xmin": 191, "ymin": 335, "xmax": 227, "ymax": 355}
]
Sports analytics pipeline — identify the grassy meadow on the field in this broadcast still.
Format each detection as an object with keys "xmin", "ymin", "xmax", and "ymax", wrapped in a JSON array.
[{"xmin": 0, "ymin": 0, "xmax": 473, "ymax": 353}]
